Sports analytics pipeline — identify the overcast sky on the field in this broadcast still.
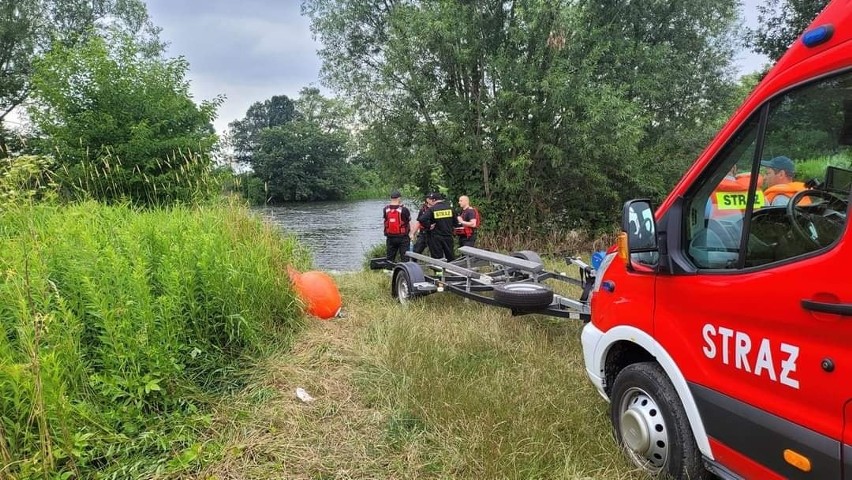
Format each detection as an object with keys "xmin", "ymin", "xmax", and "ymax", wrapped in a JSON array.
[{"xmin": 145, "ymin": 0, "xmax": 770, "ymax": 135}]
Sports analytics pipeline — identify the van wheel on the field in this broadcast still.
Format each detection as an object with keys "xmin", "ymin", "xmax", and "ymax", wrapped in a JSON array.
[
  {"xmin": 610, "ymin": 362, "xmax": 709, "ymax": 480},
  {"xmin": 493, "ymin": 283, "xmax": 553, "ymax": 309}
]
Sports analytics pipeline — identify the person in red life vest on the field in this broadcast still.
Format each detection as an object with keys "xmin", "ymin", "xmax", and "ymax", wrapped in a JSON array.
[
  {"xmin": 454, "ymin": 195, "xmax": 481, "ymax": 247},
  {"xmin": 409, "ymin": 196, "xmax": 431, "ymax": 255},
  {"xmin": 383, "ymin": 190, "xmax": 411, "ymax": 262},
  {"xmin": 419, "ymin": 192, "xmax": 455, "ymax": 261},
  {"xmin": 761, "ymin": 156, "xmax": 806, "ymax": 206}
]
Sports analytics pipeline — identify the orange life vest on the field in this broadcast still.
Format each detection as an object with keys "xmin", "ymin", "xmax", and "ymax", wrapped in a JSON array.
[{"xmin": 764, "ymin": 182, "xmax": 808, "ymax": 206}]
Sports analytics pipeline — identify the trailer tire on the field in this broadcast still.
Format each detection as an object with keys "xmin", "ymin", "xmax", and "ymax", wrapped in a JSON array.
[
  {"xmin": 510, "ymin": 250, "xmax": 544, "ymax": 265},
  {"xmin": 392, "ymin": 262, "xmax": 426, "ymax": 304},
  {"xmin": 493, "ymin": 283, "xmax": 553, "ymax": 309}
]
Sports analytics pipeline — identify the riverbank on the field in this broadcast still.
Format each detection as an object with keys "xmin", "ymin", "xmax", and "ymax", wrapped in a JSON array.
[{"xmin": 194, "ymin": 268, "xmax": 645, "ymax": 479}]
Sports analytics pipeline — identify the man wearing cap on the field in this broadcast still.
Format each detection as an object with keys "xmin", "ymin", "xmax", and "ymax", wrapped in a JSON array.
[
  {"xmin": 383, "ymin": 190, "xmax": 411, "ymax": 262},
  {"xmin": 761, "ymin": 156, "xmax": 806, "ymax": 206},
  {"xmin": 409, "ymin": 195, "xmax": 431, "ymax": 255},
  {"xmin": 418, "ymin": 192, "xmax": 455, "ymax": 261}
]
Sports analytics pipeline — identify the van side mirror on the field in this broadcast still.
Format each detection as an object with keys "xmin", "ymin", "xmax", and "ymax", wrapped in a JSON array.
[{"xmin": 621, "ymin": 199, "xmax": 659, "ymax": 269}]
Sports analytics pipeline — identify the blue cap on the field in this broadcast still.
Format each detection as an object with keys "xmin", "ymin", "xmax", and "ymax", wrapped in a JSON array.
[{"xmin": 761, "ymin": 156, "xmax": 795, "ymax": 176}]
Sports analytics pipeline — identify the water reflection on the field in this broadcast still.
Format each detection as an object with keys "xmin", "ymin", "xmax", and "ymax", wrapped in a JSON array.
[{"xmin": 258, "ymin": 199, "xmax": 397, "ymax": 272}]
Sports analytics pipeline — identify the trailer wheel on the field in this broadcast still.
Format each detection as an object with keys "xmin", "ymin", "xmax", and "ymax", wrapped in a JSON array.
[
  {"xmin": 611, "ymin": 362, "xmax": 709, "ymax": 480},
  {"xmin": 392, "ymin": 269, "xmax": 417, "ymax": 304},
  {"xmin": 493, "ymin": 283, "xmax": 553, "ymax": 309}
]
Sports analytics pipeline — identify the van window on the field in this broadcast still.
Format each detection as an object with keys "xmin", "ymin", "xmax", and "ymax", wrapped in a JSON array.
[{"xmin": 685, "ymin": 70, "xmax": 852, "ymax": 270}]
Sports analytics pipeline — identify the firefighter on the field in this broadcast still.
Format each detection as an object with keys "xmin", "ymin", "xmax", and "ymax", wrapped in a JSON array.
[
  {"xmin": 455, "ymin": 195, "xmax": 481, "ymax": 248},
  {"xmin": 383, "ymin": 190, "xmax": 411, "ymax": 262},
  {"xmin": 761, "ymin": 156, "xmax": 806, "ymax": 206},
  {"xmin": 409, "ymin": 196, "xmax": 431, "ymax": 255},
  {"xmin": 419, "ymin": 192, "xmax": 455, "ymax": 261}
]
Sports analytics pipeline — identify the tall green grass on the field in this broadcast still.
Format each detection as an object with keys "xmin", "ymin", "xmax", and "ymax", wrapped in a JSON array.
[{"xmin": 0, "ymin": 201, "xmax": 310, "ymax": 478}]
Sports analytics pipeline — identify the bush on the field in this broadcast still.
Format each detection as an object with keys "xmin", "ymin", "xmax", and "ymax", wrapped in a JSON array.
[
  {"xmin": 0, "ymin": 201, "xmax": 310, "ymax": 478},
  {"xmin": 0, "ymin": 155, "xmax": 57, "ymax": 206}
]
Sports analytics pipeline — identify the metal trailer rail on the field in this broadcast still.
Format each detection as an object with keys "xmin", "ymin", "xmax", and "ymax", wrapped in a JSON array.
[{"xmin": 370, "ymin": 246, "xmax": 594, "ymax": 321}]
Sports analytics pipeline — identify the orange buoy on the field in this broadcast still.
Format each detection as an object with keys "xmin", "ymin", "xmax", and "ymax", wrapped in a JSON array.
[{"xmin": 287, "ymin": 266, "xmax": 342, "ymax": 320}]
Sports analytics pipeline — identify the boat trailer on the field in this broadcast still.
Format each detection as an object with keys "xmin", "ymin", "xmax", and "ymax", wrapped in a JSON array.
[{"xmin": 370, "ymin": 246, "xmax": 594, "ymax": 321}]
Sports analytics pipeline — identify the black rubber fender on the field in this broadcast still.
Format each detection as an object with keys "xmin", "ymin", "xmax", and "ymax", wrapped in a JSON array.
[{"xmin": 493, "ymin": 283, "xmax": 553, "ymax": 309}]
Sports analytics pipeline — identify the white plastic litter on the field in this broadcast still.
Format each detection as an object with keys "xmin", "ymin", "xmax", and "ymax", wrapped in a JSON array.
[{"xmin": 295, "ymin": 387, "xmax": 315, "ymax": 403}]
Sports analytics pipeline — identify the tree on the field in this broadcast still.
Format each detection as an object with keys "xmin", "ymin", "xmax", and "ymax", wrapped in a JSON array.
[
  {"xmin": 229, "ymin": 89, "xmax": 362, "ymax": 203},
  {"xmin": 254, "ymin": 121, "xmax": 351, "ymax": 202},
  {"xmin": 295, "ymin": 87, "xmax": 353, "ymax": 134},
  {"xmin": 0, "ymin": 0, "xmax": 162, "ymax": 154},
  {"xmin": 304, "ymin": 0, "xmax": 738, "ymax": 231},
  {"xmin": 747, "ymin": 0, "xmax": 830, "ymax": 62},
  {"xmin": 28, "ymin": 32, "xmax": 221, "ymax": 205},
  {"xmin": 228, "ymin": 95, "xmax": 298, "ymax": 166}
]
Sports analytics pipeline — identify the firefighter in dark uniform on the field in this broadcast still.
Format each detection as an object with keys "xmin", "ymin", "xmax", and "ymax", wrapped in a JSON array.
[
  {"xmin": 419, "ymin": 192, "xmax": 455, "ymax": 261},
  {"xmin": 410, "ymin": 197, "xmax": 430, "ymax": 254}
]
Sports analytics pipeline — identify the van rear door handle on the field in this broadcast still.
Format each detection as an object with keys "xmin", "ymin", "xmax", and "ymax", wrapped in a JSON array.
[{"xmin": 801, "ymin": 300, "xmax": 852, "ymax": 316}]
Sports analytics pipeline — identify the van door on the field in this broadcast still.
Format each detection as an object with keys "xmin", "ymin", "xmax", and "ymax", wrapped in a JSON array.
[{"xmin": 654, "ymin": 70, "xmax": 852, "ymax": 479}]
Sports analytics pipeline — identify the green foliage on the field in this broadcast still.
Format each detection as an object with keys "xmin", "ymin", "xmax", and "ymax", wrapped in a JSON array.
[
  {"xmin": 27, "ymin": 32, "xmax": 221, "ymax": 206},
  {"xmin": 0, "ymin": 0, "xmax": 162, "ymax": 139},
  {"xmin": 362, "ymin": 242, "xmax": 387, "ymax": 269},
  {"xmin": 255, "ymin": 121, "xmax": 352, "ymax": 202},
  {"xmin": 228, "ymin": 89, "xmax": 364, "ymax": 204},
  {"xmin": 305, "ymin": 0, "xmax": 739, "ymax": 232},
  {"xmin": 223, "ymin": 171, "xmax": 268, "ymax": 205},
  {"xmin": 0, "ymin": 201, "xmax": 309, "ymax": 478},
  {"xmin": 795, "ymin": 152, "xmax": 852, "ymax": 182},
  {"xmin": 747, "ymin": 0, "xmax": 830, "ymax": 62},
  {"xmin": 0, "ymin": 155, "xmax": 57, "ymax": 206},
  {"xmin": 228, "ymin": 95, "xmax": 298, "ymax": 166}
]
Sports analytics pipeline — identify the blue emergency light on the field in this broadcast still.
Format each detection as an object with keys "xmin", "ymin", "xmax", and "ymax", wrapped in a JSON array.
[{"xmin": 802, "ymin": 25, "xmax": 834, "ymax": 48}]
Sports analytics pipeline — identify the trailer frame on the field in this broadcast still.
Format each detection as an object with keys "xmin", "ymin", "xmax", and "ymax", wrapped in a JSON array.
[{"xmin": 370, "ymin": 246, "xmax": 594, "ymax": 321}]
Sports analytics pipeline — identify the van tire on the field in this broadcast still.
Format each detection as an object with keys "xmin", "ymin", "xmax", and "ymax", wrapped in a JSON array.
[
  {"xmin": 493, "ymin": 283, "xmax": 553, "ymax": 309},
  {"xmin": 610, "ymin": 362, "xmax": 709, "ymax": 480}
]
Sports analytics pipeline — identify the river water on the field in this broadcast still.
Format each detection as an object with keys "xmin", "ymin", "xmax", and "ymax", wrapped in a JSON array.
[{"xmin": 258, "ymin": 199, "xmax": 405, "ymax": 272}]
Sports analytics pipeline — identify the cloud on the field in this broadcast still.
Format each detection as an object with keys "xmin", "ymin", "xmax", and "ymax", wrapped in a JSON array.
[{"xmin": 146, "ymin": 0, "xmax": 327, "ymax": 134}]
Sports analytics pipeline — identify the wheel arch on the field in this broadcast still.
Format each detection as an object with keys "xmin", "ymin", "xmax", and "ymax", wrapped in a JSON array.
[{"xmin": 596, "ymin": 325, "xmax": 714, "ymax": 461}]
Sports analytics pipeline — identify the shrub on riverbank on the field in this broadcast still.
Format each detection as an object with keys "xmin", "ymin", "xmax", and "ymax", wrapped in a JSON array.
[{"xmin": 0, "ymin": 201, "xmax": 310, "ymax": 478}]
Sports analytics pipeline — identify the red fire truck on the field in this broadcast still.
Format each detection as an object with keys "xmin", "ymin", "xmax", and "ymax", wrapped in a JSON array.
[{"xmin": 582, "ymin": 1, "xmax": 852, "ymax": 479}]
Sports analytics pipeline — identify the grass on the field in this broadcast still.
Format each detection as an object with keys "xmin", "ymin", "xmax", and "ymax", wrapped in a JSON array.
[
  {"xmin": 0, "ymin": 200, "xmax": 311, "ymax": 479},
  {"xmin": 193, "ymin": 262, "xmax": 646, "ymax": 479}
]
